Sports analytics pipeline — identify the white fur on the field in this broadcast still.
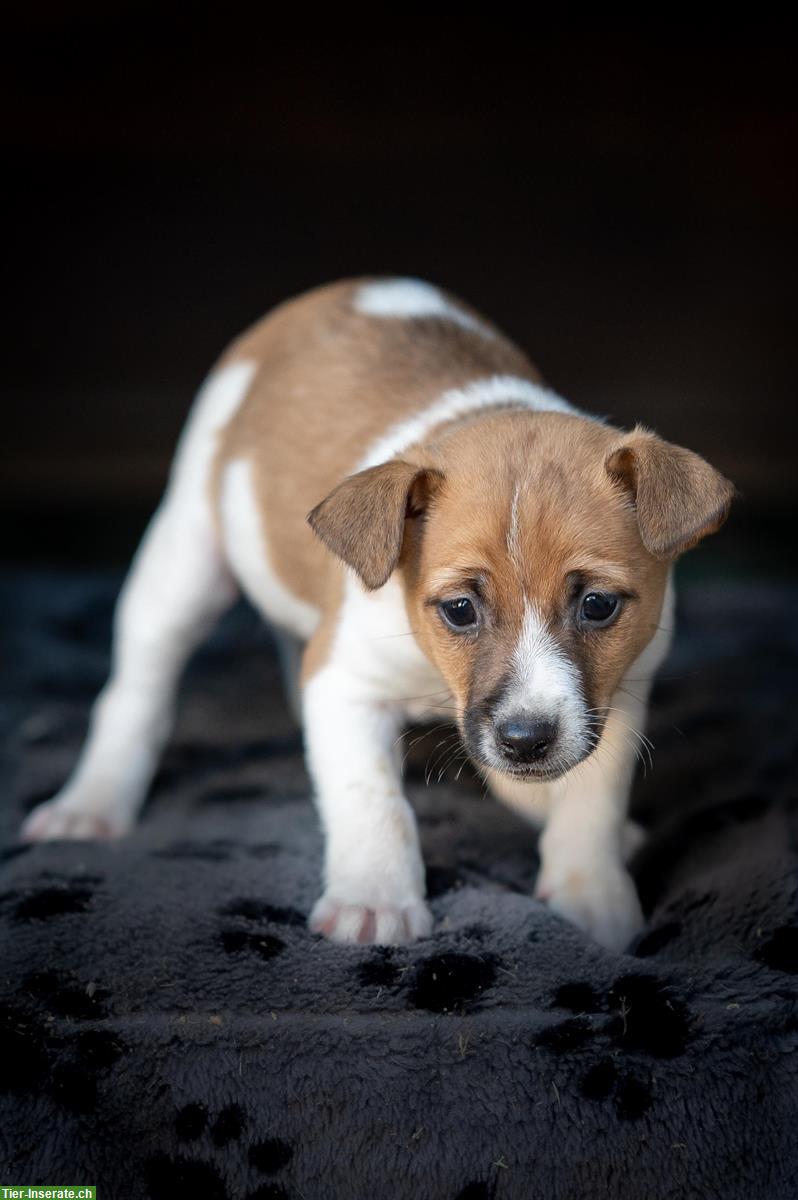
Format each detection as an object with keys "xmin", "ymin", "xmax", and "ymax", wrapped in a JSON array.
[
  {"xmin": 303, "ymin": 660, "xmax": 432, "ymax": 945},
  {"xmin": 302, "ymin": 574, "xmax": 444, "ymax": 943},
  {"xmin": 354, "ymin": 277, "xmax": 494, "ymax": 337},
  {"xmin": 506, "ymin": 480, "xmax": 523, "ymax": 567},
  {"xmin": 302, "ymin": 561, "xmax": 448, "ymax": 944},
  {"xmin": 482, "ymin": 602, "xmax": 588, "ymax": 772},
  {"xmin": 359, "ymin": 374, "xmax": 577, "ymax": 472},
  {"xmin": 331, "ymin": 576, "xmax": 440, "ymax": 700},
  {"xmin": 22, "ymin": 361, "xmax": 255, "ymax": 841},
  {"xmin": 220, "ymin": 458, "xmax": 319, "ymax": 640}
]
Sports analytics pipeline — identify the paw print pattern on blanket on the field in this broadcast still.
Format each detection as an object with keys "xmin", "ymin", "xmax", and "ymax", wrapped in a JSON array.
[{"xmin": 2, "ymin": 572, "xmax": 798, "ymax": 1198}]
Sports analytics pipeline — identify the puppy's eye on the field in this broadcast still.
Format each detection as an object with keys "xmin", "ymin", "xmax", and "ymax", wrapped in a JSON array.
[
  {"xmin": 440, "ymin": 597, "xmax": 477, "ymax": 629},
  {"xmin": 580, "ymin": 591, "xmax": 620, "ymax": 626}
]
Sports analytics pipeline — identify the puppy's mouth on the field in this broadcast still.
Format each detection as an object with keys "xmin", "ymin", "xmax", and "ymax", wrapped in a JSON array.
[
  {"xmin": 490, "ymin": 759, "xmax": 575, "ymax": 782},
  {"xmin": 459, "ymin": 714, "xmax": 605, "ymax": 783},
  {"xmin": 469, "ymin": 750, "xmax": 590, "ymax": 784}
]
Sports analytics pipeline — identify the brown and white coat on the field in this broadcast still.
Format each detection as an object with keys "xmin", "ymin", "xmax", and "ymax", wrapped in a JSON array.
[{"xmin": 23, "ymin": 278, "xmax": 733, "ymax": 951}]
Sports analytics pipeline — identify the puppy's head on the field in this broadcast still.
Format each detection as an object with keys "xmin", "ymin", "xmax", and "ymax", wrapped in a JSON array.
[{"xmin": 309, "ymin": 412, "xmax": 734, "ymax": 779}]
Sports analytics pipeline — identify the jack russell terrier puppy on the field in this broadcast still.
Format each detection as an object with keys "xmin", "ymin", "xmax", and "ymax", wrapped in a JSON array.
[{"xmin": 22, "ymin": 278, "xmax": 734, "ymax": 951}]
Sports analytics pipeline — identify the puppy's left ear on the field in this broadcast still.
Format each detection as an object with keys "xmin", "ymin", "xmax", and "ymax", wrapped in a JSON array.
[
  {"xmin": 606, "ymin": 427, "xmax": 736, "ymax": 560},
  {"xmin": 308, "ymin": 460, "xmax": 443, "ymax": 589}
]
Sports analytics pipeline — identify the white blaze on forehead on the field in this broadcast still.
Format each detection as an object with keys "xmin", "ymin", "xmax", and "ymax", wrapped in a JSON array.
[
  {"xmin": 354, "ymin": 277, "xmax": 494, "ymax": 337},
  {"xmin": 498, "ymin": 603, "xmax": 584, "ymax": 726},
  {"xmin": 507, "ymin": 479, "xmax": 525, "ymax": 568}
]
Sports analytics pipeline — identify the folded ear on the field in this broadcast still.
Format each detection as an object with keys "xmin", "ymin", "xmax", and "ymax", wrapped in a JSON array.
[
  {"xmin": 605, "ymin": 427, "xmax": 735, "ymax": 560},
  {"xmin": 308, "ymin": 460, "xmax": 443, "ymax": 589}
]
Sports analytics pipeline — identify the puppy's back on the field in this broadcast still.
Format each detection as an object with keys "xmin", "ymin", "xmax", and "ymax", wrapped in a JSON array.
[{"xmin": 211, "ymin": 277, "xmax": 537, "ymax": 610}]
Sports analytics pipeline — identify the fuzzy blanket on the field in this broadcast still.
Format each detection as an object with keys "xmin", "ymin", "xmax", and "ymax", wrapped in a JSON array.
[{"xmin": 1, "ymin": 570, "xmax": 796, "ymax": 1200}]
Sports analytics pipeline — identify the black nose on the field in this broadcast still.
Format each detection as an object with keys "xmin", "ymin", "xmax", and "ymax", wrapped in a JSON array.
[{"xmin": 496, "ymin": 718, "xmax": 558, "ymax": 764}]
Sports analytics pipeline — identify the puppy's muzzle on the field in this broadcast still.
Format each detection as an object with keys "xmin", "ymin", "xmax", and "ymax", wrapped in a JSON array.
[{"xmin": 495, "ymin": 716, "xmax": 558, "ymax": 766}]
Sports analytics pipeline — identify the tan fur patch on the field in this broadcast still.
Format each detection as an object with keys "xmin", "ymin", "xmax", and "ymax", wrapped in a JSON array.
[
  {"xmin": 212, "ymin": 278, "xmax": 536, "ymax": 616},
  {"xmin": 606, "ymin": 426, "xmax": 735, "ymax": 559},
  {"xmin": 399, "ymin": 412, "xmax": 673, "ymax": 721},
  {"xmin": 208, "ymin": 278, "xmax": 731, "ymax": 704}
]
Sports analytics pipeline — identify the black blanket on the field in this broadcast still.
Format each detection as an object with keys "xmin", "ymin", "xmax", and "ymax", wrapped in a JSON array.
[{"xmin": 1, "ymin": 570, "xmax": 796, "ymax": 1200}]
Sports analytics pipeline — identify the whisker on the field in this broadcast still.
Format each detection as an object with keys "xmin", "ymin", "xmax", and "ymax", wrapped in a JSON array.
[
  {"xmin": 408, "ymin": 705, "xmax": 459, "ymax": 714},
  {"xmin": 622, "ymin": 669, "xmax": 701, "ymax": 684},
  {"xmin": 397, "ymin": 722, "xmax": 454, "ymax": 770},
  {"xmin": 586, "ymin": 704, "xmax": 655, "ymax": 748},
  {"xmin": 389, "ymin": 688, "xmax": 454, "ymax": 704},
  {"xmin": 394, "ymin": 720, "xmax": 451, "ymax": 749},
  {"xmin": 436, "ymin": 746, "xmax": 461, "ymax": 783},
  {"xmin": 444, "ymin": 744, "xmax": 470, "ymax": 782},
  {"xmin": 429, "ymin": 734, "xmax": 460, "ymax": 768},
  {"xmin": 454, "ymin": 753, "xmax": 471, "ymax": 781},
  {"xmin": 365, "ymin": 630, "xmax": 421, "ymax": 640},
  {"xmin": 614, "ymin": 684, "xmax": 648, "ymax": 705},
  {"xmin": 584, "ymin": 707, "xmax": 654, "ymax": 773},
  {"xmin": 424, "ymin": 733, "xmax": 461, "ymax": 786}
]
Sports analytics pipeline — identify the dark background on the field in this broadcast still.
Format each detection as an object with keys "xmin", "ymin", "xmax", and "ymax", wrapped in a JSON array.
[{"xmin": 4, "ymin": 17, "xmax": 795, "ymax": 575}]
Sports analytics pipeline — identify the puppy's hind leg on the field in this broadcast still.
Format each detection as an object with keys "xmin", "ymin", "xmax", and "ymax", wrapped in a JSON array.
[
  {"xmin": 22, "ymin": 362, "xmax": 254, "ymax": 841},
  {"xmin": 21, "ymin": 509, "xmax": 236, "ymax": 841}
]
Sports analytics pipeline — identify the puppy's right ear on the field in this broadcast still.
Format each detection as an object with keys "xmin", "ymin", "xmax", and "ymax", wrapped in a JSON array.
[
  {"xmin": 605, "ymin": 426, "xmax": 735, "ymax": 560},
  {"xmin": 308, "ymin": 460, "xmax": 443, "ymax": 590}
]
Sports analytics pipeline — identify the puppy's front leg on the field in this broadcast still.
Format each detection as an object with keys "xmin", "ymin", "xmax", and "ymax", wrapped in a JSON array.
[
  {"xmin": 534, "ymin": 688, "xmax": 650, "ymax": 953},
  {"xmin": 536, "ymin": 590, "xmax": 674, "ymax": 952},
  {"xmin": 303, "ymin": 663, "xmax": 432, "ymax": 946}
]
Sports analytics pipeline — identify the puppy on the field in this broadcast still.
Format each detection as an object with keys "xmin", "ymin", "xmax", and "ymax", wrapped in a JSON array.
[{"xmin": 22, "ymin": 278, "xmax": 734, "ymax": 951}]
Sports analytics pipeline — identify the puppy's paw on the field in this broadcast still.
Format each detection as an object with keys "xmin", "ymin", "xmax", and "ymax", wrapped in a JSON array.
[
  {"xmin": 536, "ymin": 860, "xmax": 644, "ymax": 953},
  {"xmin": 309, "ymin": 891, "xmax": 433, "ymax": 946},
  {"xmin": 21, "ymin": 793, "xmax": 132, "ymax": 842}
]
